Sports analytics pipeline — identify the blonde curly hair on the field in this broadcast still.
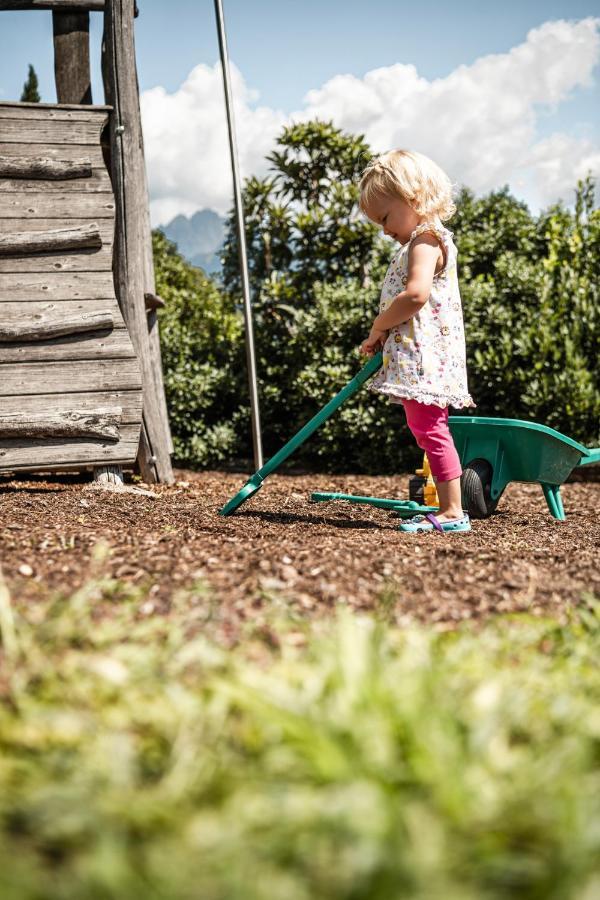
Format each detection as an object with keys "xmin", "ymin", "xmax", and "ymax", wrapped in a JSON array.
[{"xmin": 358, "ymin": 149, "xmax": 456, "ymax": 222}]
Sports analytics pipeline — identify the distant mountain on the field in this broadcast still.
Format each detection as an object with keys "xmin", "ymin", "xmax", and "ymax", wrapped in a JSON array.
[{"xmin": 159, "ymin": 209, "xmax": 225, "ymax": 274}]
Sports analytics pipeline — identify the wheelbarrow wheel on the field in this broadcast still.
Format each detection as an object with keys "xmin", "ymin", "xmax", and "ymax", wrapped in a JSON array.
[{"xmin": 460, "ymin": 459, "xmax": 498, "ymax": 518}]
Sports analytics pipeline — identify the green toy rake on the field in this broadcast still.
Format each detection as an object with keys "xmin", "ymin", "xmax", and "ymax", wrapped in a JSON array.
[
  {"xmin": 220, "ymin": 352, "xmax": 438, "ymax": 518},
  {"xmin": 220, "ymin": 353, "xmax": 382, "ymax": 515}
]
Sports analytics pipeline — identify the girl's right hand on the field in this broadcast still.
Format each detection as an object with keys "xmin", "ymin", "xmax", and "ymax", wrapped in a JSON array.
[{"xmin": 359, "ymin": 330, "xmax": 387, "ymax": 357}]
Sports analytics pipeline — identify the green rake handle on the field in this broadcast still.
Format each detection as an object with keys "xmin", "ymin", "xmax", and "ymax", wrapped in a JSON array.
[{"xmin": 220, "ymin": 352, "xmax": 383, "ymax": 515}]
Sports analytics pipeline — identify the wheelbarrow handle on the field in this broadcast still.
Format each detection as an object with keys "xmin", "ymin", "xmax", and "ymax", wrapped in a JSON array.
[{"xmin": 578, "ymin": 447, "xmax": 600, "ymax": 467}]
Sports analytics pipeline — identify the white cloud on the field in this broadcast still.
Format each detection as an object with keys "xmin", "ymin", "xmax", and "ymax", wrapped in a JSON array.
[
  {"xmin": 141, "ymin": 17, "xmax": 600, "ymax": 225},
  {"xmin": 141, "ymin": 62, "xmax": 286, "ymax": 224},
  {"xmin": 523, "ymin": 133, "xmax": 600, "ymax": 208}
]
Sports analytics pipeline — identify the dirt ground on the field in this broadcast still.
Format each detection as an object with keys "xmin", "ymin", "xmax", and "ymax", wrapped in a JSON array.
[{"xmin": 1, "ymin": 468, "xmax": 599, "ymax": 642}]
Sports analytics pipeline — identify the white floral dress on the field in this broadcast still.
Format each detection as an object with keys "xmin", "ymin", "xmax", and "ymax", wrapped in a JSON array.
[{"xmin": 369, "ymin": 219, "xmax": 476, "ymax": 409}]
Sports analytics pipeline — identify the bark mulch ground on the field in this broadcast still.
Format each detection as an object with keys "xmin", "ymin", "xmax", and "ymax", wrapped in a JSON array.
[{"xmin": 1, "ymin": 468, "xmax": 599, "ymax": 643}]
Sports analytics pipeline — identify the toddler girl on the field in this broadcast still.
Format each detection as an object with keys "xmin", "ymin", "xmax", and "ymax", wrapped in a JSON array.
[{"xmin": 358, "ymin": 149, "xmax": 475, "ymax": 534}]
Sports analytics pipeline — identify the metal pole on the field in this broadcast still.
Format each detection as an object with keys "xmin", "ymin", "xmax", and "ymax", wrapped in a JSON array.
[{"xmin": 213, "ymin": 0, "xmax": 263, "ymax": 470}]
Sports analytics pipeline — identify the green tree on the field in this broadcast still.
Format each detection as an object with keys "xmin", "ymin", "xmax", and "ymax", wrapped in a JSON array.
[
  {"xmin": 455, "ymin": 176, "xmax": 600, "ymax": 440},
  {"xmin": 450, "ymin": 185, "xmax": 540, "ymax": 279},
  {"xmin": 221, "ymin": 120, "xmax": 388, "ymax": 304},
  {"xmin": 20, "ymin": 64, "xmax": 40, "ymax": 102},
  {"xmin": 153, "ymin": 229, "xmax": 247, "ymax": 467}
]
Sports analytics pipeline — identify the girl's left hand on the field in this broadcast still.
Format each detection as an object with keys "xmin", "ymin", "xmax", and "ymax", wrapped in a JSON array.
[{"xmin": 360, "ymin": 328, "xmax": 387, "ymax": 357}]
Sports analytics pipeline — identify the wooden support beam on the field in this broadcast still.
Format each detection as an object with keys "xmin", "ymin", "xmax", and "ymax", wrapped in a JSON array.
[
  {"xmin": 102, "ymin": 0, "xmax": 173, "ymax": 484},
  {"xmin": 0, "ymin": 155, "xmax": 92, "ymax": 179},
  {"xmin": 0, "ymin": 409, "xmax": 121, "ymax": 441},
  {"xmin": 93, "ymin": 464, "xmax": 124, "ymax": 484},
  {"xmin": 52, "ymin": 9, "xmax": 92, "ymax": 105},
  {"xmin": 142, "ymin": 191, "xmax": 174, "ymax": 455},
  {"xmin": 0, "ymin": 309, "xmax": 113, "ymax": 341}
]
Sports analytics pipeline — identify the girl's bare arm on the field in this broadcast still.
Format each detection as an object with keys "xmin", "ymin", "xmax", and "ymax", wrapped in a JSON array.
[{"xmin": 371, "ymin": 234, "xmax": 443, "ymax": 331}]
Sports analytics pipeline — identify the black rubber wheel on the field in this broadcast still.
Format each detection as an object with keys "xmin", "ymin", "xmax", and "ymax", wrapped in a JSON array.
[
  {"xmin": 460, "ymin": 459, "xmax": 499, "ymax": 518},
  {"xmin": 408, "ymin": 475, "xmax": 426, "ymax": 505}
]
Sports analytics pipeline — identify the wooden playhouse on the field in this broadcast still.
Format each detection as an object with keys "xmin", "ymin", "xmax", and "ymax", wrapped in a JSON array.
[{"xmin": 0, "ymin": 0, "xmax": 173, "ymax": 484}]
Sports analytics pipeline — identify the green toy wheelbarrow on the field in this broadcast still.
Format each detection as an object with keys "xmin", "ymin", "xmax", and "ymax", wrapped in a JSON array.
[
  {"xmin": 447, "ymin": 416, "xmax": 600, "ymax": 521},
  {"xmin": 312, "ymin": 417, "xmax": 600, "ymax": 522}
]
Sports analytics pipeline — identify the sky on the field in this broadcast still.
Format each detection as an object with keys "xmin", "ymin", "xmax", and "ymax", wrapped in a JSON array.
[{"xmin": 1, "ymin": 1, "xmax": 599, "ymax": 226}]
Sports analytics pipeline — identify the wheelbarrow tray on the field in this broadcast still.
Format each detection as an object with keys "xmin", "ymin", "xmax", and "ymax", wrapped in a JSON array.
[{"xmin": 448, "ymin": 415, "xmax": 600, "ymax": 519}]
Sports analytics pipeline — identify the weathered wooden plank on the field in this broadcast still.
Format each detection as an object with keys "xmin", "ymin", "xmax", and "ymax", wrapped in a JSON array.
[
  {"xmin": 0, "ymin": 298, "xmax": 124, "ymax": 327},
  {"xmin": 0, "ymin": 409, "xmax": 121, "ymax": 440},
  {"xmin": 0, "ymin": 424, "xmax": 141, "ymax": 471},
  {"xmin": 0, "ymin": 100, "xmax": 111, "ymax": 112},
  {"xmin": 0, "ymin": 222, "xmax": 102, "ymax": 255},
  {"xmin": 0, "ymin": 170, "xmax": 110, "ymax": 192},
  {"xmin": 0, "ymin": 308, "xmax": 113, "ymax": 340},
  {"xmin": 0, "ymin": 217, "xmax": 112, "ymax": 234},
  {"xmin": 0, "ymin": 108, "xmax": 105, "ymax": 124},
  {"xmin": 53, "ymin": 10, "xmax": 92, "ymax": 106},
  {"xmin": 0, "ymin": 271, "xmax": 115, "ymax": 301},
  {"xmin": 0, "ymin": 207, "xmax": 114, "ymax": 272},
  {"xmin": 0, "ymin": 358, "xmax": 142, "ymax": 395},
  {"xmin": 104, "ymin": 0, "xmax": 173, "ymax": 483},
  {"xmin": 0, "ymin": 119, "xmax": 103, "ymax": 145},
  {"xmin": 3, "ymin": 460, "xmax": 134, "ymax": 473},
  {"xmin": 0, "ymin": 238, "xmax": 112, "ymax": 273},
  {"xmin": 0, "ymin": 327, "xmax": 134, "ymax": 363},
  {"xmin": 0, "ymin": 2, "xmax": 105, "ymax": 12},
  {"xmin": 0, "ymin": 390, "xmax": 142, "ymax": 422},
  {"xmin": 0, "ymin": 220, "xmax": 114, "ymax": 266},
  {"xmin": 0, "ymin": 155, "xmax": 92, "ymax": 179},
  {"xmin": 0, "ymin": 144, "xmax": 105, "ymax": 166},
  {"xmin": 0, "ymin": 194, "xmax": 115, "ymax": 218}
]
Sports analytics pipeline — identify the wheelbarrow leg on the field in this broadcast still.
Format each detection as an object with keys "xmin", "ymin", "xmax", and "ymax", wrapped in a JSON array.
[{"xmin": 541, "ymin": 483, "xmax": 565, "ymax": 521}]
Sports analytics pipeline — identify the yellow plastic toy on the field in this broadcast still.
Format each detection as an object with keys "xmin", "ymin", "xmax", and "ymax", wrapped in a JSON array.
[{"xmin": 415, "ymin": 453, "xmax": 439, "ymax": 507}]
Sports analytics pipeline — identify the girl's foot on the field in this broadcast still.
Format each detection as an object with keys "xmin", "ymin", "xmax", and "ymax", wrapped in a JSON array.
[
  {"xmin": 398, "ymin": 512, "xmax": 471, "ymax": 533},
  {"xmin": 432, "ymin": 509, "xmax": 465, "ymax": 523}
]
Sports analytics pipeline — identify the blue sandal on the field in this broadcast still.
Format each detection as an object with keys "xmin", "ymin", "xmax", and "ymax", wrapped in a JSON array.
[{"xmin": 399, "ymin": 512, "xmax": 471, "ymax": 533}]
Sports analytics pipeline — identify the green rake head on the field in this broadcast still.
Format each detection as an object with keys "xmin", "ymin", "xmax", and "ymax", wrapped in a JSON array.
[{"xmin": 219, "ymin": 474, "xmax": 264, "ymax": 516}]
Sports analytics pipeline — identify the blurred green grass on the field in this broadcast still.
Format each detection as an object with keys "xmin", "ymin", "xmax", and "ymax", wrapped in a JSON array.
[{"xmin": 0, "ymin": 547, "xmax": 598, "ymax": 900}]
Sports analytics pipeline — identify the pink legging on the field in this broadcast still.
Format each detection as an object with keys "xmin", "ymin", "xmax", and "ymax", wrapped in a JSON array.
[{"xmin": 401, "ymin": 398, "xmax": 463, "ymax": 482}]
